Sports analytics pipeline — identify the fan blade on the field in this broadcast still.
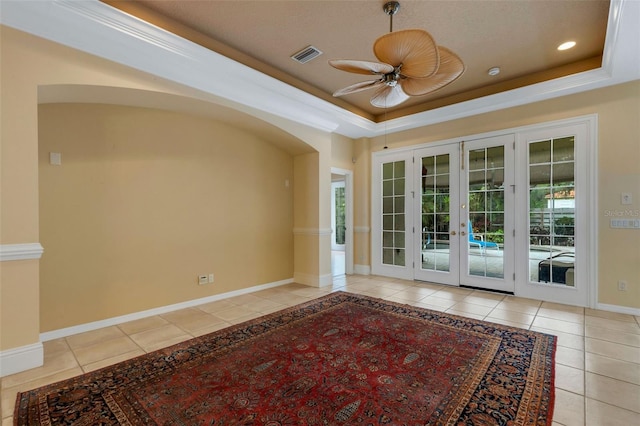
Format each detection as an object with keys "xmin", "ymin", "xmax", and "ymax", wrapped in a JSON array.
[
  {"xmin": 373, "ymin": 29, "xmax": 439, "ymax": 78},
  {"xmin": 328, "ymin": 59, "xmax": 394, "ymax": 75},
  {"xmin": 333, "ymin": 79, "xmax": 385, "ymax": 97},
  {"xmin": 401, "ymin": 47, "xmax": 465, "ymax": 96},
  {"xmin": 370, "ymin": 84, "xmax": 410, "ymax": 108}
]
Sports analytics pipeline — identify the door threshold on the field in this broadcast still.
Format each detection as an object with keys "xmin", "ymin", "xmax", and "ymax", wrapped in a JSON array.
[{"xmin": 459, "ymin": 285, "xmax": 514, "ymax": 296}]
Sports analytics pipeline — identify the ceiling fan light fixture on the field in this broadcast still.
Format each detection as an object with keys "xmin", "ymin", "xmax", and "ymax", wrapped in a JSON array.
[{"xmin": 328, "ymin": 1, "xmax": 465, "ymax": 108}]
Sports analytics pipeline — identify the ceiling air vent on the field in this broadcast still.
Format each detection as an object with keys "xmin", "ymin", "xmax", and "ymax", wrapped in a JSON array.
[{"xmin": 291, "ymin": 46, "xmax": 323, "ymax": 64}]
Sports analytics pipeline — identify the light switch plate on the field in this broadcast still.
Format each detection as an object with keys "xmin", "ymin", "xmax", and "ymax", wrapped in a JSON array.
[
  {"xmin": 610, "ymin": 219, "xmax": 640, "ymax": 229},
  {"xmin": 49, "ymin": 152, "xmax": 62, "ymax": 165},
  {"xmin": 621, "ymin": 193, "xmax": 632, "ymax": 205}
]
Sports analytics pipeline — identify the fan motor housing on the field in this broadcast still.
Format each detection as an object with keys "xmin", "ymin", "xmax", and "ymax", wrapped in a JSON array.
[{"xmin": 383, "ymin": 1, "xmax": 400, "ymax": 16}]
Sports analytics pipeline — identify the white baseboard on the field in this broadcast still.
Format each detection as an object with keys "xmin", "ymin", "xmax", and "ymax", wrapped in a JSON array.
[
  {"xmin": 354, "ymin": 264, "xmax": 371, "ymax": 275},
  {"xmin": 294, "ymin": 272, "xmax": 333, "ymax": 288},
  {"xmin": 318, "ymin": 273, "xmax": 333, "ymax": 287},
  {"xmin": 0, "ymin": 342, "xmax": 43, "ymax": 377},
  {"xmin": 596, "ymin": 303, "xmax": 640, "ymax": 316},
  {"xmin": 40, "ymin": 278, "xmax": 294, "ymax": 342}
]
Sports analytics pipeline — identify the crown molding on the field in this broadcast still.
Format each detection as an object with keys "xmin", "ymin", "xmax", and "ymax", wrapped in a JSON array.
[{"xmin": 1, "ymin": 0, "xmax": 638, "ymax": 139}]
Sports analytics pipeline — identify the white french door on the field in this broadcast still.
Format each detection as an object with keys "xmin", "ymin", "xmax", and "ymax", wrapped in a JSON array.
[
  {"xmin": 413, "ymin": 144, "xmax": 460, "ymax": 285},
  {"xmin": 372, "ymin": 151, "xmax": 414, "ymax": 280},
  {"xmin": 414, "ymin": 135, "xmax": 515, "ymax": 292},
  {"xmin": 372, "ymin": 116, "xmax": 594, "ymax": 306},
  {"xmin": 513, "ymin": 122, "xmax": 592, "ymax": 306}
]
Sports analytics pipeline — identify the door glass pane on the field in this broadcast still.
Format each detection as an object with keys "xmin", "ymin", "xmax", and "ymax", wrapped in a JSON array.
[
  {"xmin": 421, "ymin": 154, "xmax": 450, "ymax": 272},
  {"xmin": 334, "ymin": 186, "xmax": 345, "ymax": 245},
  {"xmin": 381, "ymin": 160, "xmax": 406, "ymax": 267},
  {"xmin": 529, "ymin": 138, "xmax": 575, "ymax": 286},
  {"xmin": 467, "ymin": 147, "xmax": 504, "ymax": 278}
]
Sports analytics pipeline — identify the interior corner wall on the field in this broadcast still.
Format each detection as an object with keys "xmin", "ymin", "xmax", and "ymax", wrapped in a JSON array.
[
  {"xmin": 353, "ymin": 138, "xmax": 372, "ymax": 272},
  {"xmin": 293, "ymin": 153, "xmax": 320, "ymax": 285}
]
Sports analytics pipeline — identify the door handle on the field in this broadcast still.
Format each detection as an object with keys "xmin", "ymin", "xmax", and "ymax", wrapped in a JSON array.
[
  {"xmin": 451, "ymin": 231, "xmax": 457, "ymax": 236},
  {"xmin": 460, "ymin": 231, "xmax": 466, "ymax": 236}
]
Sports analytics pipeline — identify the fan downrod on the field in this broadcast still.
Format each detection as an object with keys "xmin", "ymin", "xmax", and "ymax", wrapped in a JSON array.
[{"xmin": 383, "ymin": 1, "xmax": 400, "ymax": 32}]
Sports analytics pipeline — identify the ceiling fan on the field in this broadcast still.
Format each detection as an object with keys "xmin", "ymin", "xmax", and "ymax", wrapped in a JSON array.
[{"xmin": 329, "ymin": 1, "xmax": 465, "ymax": 108}]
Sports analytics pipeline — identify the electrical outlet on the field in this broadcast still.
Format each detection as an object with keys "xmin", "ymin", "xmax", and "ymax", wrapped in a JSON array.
[
  {"xmin": 198, "ymin": 275, "xmax": 208, "ymax": 285},
  {"xmin": 208, "ymin": 273, "xmax": 214, "ymax": 283},
  {"xmin": 617, "ymin": 280, "xmax": 627, "ymax": 291}
]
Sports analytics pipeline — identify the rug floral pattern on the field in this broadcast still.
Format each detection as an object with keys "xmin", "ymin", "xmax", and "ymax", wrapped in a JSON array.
[{"xmin": 15, "ymin": 292, "xmax": 555, "ymax": 425}]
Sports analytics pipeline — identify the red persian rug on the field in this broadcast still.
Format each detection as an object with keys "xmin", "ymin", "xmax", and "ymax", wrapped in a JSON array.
[{"xmin": 15, "ymin": 292, "xmax": 556, "ymax": 425}]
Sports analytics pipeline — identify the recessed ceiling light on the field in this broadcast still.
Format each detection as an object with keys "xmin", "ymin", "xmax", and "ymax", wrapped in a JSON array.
[
  {"xmin": 557, "ymin": 41, "xmax": 576, "ymax": 51},
  {"xmin": 488, "ymin": 67, "xmax": 500, "ymax": 76}
]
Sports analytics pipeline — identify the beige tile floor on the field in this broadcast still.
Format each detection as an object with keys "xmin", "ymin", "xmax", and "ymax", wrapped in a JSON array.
[{"xmin": 2, "ymin": 275, "xmax": 639, "ymax": 425}]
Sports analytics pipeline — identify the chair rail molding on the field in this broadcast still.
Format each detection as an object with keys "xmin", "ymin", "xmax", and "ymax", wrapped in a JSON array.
[
  {"xmin": 0, "ymin": 243, "xmax": 44, "ymax": 261},
  {"xmin": 293, "ymin": 228, "xmax": 333, "ymax": 236}
]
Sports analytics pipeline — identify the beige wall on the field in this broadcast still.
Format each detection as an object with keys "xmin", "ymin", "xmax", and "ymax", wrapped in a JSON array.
[
  {"xmin": 0, "ymin": 260, "xmax": 41, "ymax": 348},
  {"xmin": 38, "ymin": 104, "xmax": 294, "ymax": 331},
  {"xmin": 365, "ymin": 81, "xmax": 640, "ymax": 309},
  {"xmin": 0, "ymin": 26, "xmax": 329, "ymax": 352},
  {"xmin": 331, "ymin": 134, "xmax": 355, "ymax": 171}
]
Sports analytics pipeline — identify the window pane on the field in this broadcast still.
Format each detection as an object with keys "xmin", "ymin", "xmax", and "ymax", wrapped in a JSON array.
[
  {"xmin": 467, "ymin": 146, "xmax": 505, "ymax": 279},
  {"xmin": 382, "ymin": 162, "xmax": 394, "ymax": 180},
  {"xmin": 469, "ymin": 170, "xmax": 485, "ymax": 191},
  {"xmin": 380, "ymin": 161, "xmax": 407, "ymax": 266},
  {"xmin": 530, "ymin": 140, "xmax": 551, "ymax": 164},
  {"xmin": 383, "ymin": 249, "xmax": 394, "ymax": 264},
  {"xmin": 553, "ymin": 137, "xmax": 574, "ymax": 162},
  {"xmin": 421, "ymin": 154, "xmax": 451, "ymax": 273},
  {"xmin": 435, "ymin": 195, "xmax": 449, "ymax": 211},
  {"xmin": 334, "ymin": 186, "xmax": 345, "ymax": 245},
  {"xmin": 383, "ymin": 232, "xmax": 393, "ymax": 247},
  {"xmin": 487, "ymin": 146, "xmax": 505, "ymax": 168},
  {"xmin": 382, "ymin": 180, "xmax": 393, "ymax": 196},
  {"xmin": 383, "ymin": 197, "xmax": 393, "ymax": 214},
  {"xmin": 469, "ymin": 149, "xmax": 486, "ymax": 171},
  {"xmin": 394, "ymin": 178, "xmax": 405, "ymax": 195},
  {"xmin": 422, "ymin": 195, "xmax": 434, "ymax": 213},
  {"xmin": 394, "ymin": 232, "xmax": 405, "ymax": 248},
  {"xmin": 529, "ymin": 138, "xmax": 575, "ymax": 285},
  {"xmin": 382, "ymin": 214, "xmax": 393, "ymax": 231},
  {"xmin": 435, "ymin": 154, "xmax": 450, "ymax": 174},
  {"xmin": 394, "ymin": 196, "xmax": 405, "ymax": 213},
  {"xmin": 422, "ymin": 157, "xmax": 434, "ymax": 176},
  {"xmin": 530, "ymin": 165, "xmax": 551, "ymax": 186}
]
